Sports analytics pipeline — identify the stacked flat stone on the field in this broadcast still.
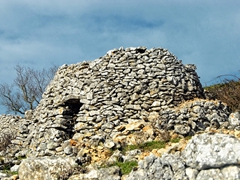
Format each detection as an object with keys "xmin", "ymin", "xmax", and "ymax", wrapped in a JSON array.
[
  {"xmin": 0, "ymin": 115, "xmax": 32, "ymax": 164},
  {"xmin": 26, "ymin": 47, "xmax": 206, "ymax": 155},
  {"xmin": 158, "ymin": 98, "xmax": 230, "ymax": 135}
]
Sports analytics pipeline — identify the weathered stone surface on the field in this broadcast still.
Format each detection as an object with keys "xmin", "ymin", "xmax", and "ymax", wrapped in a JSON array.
[
  {"xmin": 18, "ymin": 157, "xmax": 77, "ymax": 180},
  {"xmin": 182, "ymin": 133, "xmax": 240, "ymax": 170},
  {"xmin": 228, "ymin": 112, "xmax": 240, "ymax": 128},
  {"xmin": 25, "ymin": 110, "xmax": 33, "ymax": 120},
  {"xmin": 158, "ymin": 99, "xmax": 230, "ymax": 135},
  {"xmin": 196, "ymin": 166, "xmax": 240, "ymax": 180},
  {"xmin": 96, "ymin": 166, "xmax": 121, "ymax": 180},
  {"xmin": 125, "ymin": 154, "xmax": 187, "ymax": 180},
  {"xmin": 185, "ymin": 167, "xmax": 199, "ymax": 180},
  {"xmin": 221, "ymin": 165, "xmax": 240, "ymax": 180},
  {"xmin": 68, "ymin": 166, "xmax": 121, "ymax": 180},
  {"xmin": 0, "ymin": 172, "xmax": 8, "ymax": 179}
]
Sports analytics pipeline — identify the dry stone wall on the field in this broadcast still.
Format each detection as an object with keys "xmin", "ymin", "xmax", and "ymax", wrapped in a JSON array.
[
  {"xmin": 0, "ymin": 115, "xmax": 32, "ymax": 160},
  {"xmin": 158, "ymin": 98, "xmax": 230, "ymax": 135},
  {"xmin": 27, "ymin": 47, "xmax": 207, "ymax": 155}
]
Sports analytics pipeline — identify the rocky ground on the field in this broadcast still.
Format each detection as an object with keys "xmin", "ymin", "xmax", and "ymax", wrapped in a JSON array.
[{"xmin": 2, "ymin": 127, "xmax": 240, "ymax": 180}]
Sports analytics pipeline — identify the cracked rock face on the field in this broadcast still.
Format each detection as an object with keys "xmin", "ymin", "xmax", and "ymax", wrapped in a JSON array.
[{"xmin": 182, "ymin": 133, "xmax": 240, "ymax": 170}]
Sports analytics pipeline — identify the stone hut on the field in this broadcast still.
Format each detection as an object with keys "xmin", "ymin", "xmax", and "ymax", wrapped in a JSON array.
[{"xmin": 2, "ymin": 47, "xmax": 230, "ymax": 159}]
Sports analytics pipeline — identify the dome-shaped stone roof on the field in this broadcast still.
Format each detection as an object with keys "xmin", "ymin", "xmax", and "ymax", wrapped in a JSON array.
[{"xmin": 24, "ymin": 47, "xmax": 209, "ymax": 156}]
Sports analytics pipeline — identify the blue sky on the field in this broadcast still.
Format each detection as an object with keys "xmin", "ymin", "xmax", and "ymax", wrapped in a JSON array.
[{"xmin": 0, "ymin": 0, "xmax": 240, "ymax": 114}]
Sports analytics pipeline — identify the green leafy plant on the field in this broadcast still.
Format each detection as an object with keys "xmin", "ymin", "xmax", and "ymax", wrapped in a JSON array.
[
  {"xmin": 115, "ymin": 161, "xmax": 138, "ymax": 175},
  {"xmin": 103, "ymin": 160, "xmax": 138, "ymax": 175},
  {"xmin": 1, "ymin": 162, "xmax": 18, "ymax": 175},
  {"xmin": 5, "ymin": 170, "xmax": 18, "ymax": 175},
  {"xmin": 17, "ymin": 155, "xmax": 27, "ymax": 160},
  {"xmin": 122, "ymin": 140, "xmax": 166, "ymax": 154},
  {"xmin": 170, "ymin": 137, "xmax": 181, "ymax": 143}
]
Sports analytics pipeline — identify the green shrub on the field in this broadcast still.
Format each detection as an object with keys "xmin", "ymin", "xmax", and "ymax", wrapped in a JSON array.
[
  {"xmin": 122, "ymin": 140, "xmax": 166, "ymax": 154},
  {"xmin": 114, "ymin": 161, "xmax": 138, "ymax": 175},
  {"xmin": 204, "ymin": 76, "xmax": 240, "ymax": 112}
]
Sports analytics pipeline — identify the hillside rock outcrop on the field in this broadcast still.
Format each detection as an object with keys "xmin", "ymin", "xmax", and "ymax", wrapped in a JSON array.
[
  {"xmin": 125, "ymin": 133, "xmax": 240, "ymax": 180},
  {"xmin": 16, "ymin": 133, "xmax": 240, "ymax": 180}
]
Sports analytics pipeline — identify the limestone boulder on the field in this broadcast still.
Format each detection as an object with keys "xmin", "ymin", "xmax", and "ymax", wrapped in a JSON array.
[
  {"xmin": 125, "ymin": 154, "xmax": 187, "ymax": 180},
  {"xmin": 196, "ymin": 166, "xmax": 240, "ymax": 180},
  {"xmin": 18, "ymin": 157, "xmax": 77, "ymax": 180},
  {"xmin": 182, "ymin": 133, "xmax": 240, "ymax": 170},
  {"xmin": 68, "ymin": 166, "xmax": 121, "ymax": 180},
  {"xmin": 228, "ymin": 112, "xmax": 240, "ymax": 128}
]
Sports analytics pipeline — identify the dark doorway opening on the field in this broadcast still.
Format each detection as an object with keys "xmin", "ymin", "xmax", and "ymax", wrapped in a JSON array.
[
  {"xmin": 60, "ymin": 98, "xmax": 82, "ymax": 138},
  {"xmin": 62, "ymin": 99, "xmax": 82, "ymax": 118}
]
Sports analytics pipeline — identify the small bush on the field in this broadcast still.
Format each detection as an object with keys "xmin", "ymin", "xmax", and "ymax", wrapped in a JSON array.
[{"xmin": 205, "ymin": 76, "xmax": 240, "ymax": 112}]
